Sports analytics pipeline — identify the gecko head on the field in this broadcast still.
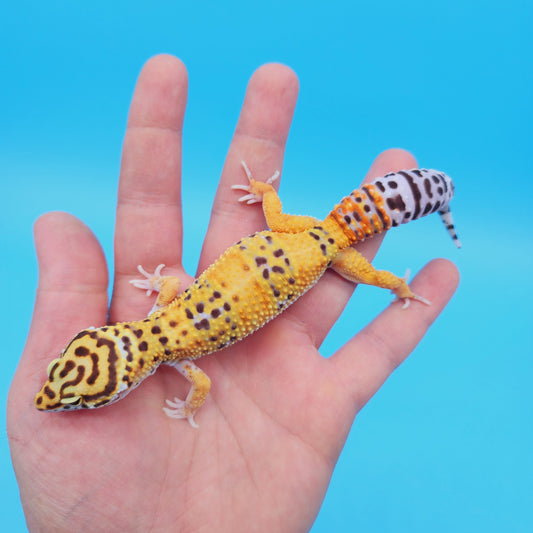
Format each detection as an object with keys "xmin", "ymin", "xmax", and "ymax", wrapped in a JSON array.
[{"xmin": 34, "ymin": 328, "xmax": 129, "ymax": 412}]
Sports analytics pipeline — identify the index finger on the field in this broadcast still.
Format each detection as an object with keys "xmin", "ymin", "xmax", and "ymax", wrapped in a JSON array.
[{"xmin": 111, "ymin": 55, "xmax": 189, "ymax": 322}]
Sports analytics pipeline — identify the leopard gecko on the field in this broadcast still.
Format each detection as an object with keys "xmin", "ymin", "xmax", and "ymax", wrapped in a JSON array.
[{"xmin": 34, "ymin": 162, "xmax": 460, "ymax": 427}]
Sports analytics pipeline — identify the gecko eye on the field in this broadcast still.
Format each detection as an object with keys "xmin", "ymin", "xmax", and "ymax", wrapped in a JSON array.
[{"xmin": 46, "ymin": 358, "xmax": 61, "ymax": 378}]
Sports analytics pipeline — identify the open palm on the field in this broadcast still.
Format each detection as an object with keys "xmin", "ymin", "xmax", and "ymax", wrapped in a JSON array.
[{"xmin": 8, "ymin": 55, "xmax": 458, "ymax": 532}]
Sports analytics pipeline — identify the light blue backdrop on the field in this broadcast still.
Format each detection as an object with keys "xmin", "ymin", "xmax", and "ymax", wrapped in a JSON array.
[{"xmin": 1, "ymin": 1, "xmax": 531, "ymax": 531}]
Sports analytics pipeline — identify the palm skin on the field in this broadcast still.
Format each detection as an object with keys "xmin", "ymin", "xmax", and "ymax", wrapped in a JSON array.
[{"xmin": 7, "ymin": 55, "xmax": 459, "ymax": 532}]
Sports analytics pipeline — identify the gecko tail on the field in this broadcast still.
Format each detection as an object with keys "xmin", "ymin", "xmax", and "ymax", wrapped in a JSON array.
[{"xmin": 438, "ymin": 207, "xmax": 461, "ymax": 248}]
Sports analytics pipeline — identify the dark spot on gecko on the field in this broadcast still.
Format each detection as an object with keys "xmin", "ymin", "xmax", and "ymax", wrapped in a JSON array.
[
  {"xmin": 424, "ymin": 178, "xmax": 433, "ymax": 198},
  {"xmin": 217, "ymin": 343, "xmax": 227, "ymax": 349},
  {"xmin": 211, "ymin": 309, "xmax": 221, "ymax": 318},
  {"xmin": 138, "ymin": 341, "xmax": 148, "ymax": 351},
  {"xmin": 265, "ymin": 235, "xmax": 273, "ymax": 243},
  {"xmin": 328, "ymin": 238, "xmax": 335, "ymax": 244},
  {"xmin": 196, "ymin": 302, "xmax": 204, "ymax": 313},
  {"xmin": 142, "ymin": 319, "xmax": 151, "ymax": 323},
  {"xmin": 309, "ymin": 231, "xmax": 320, "ymax": 240},
  {"xmin": 151, "ymin": 326, "xmax": 161, "ymax": 334},
  {"xmin": 223, "ymin": 302, "xmax": 231, "ymax": 311},
  {"xmin": 44, "ymin": 386, "xmax": 55, "ymax": 399},
  {"xmin": 209, "ymin": 336, "xmax": 218, "ymax": 342},
  {"xmin": 353, "ymin": 211, "xmax": 362, "ymax": 222},
  {"xmin": 164, "ymin": 349, "xmax": 171, "ymax": 356},
  {"xmin": 388, "ymin": 180, "xmax": 398, "ymax": 189},
  {"xmin": 344, "ymin": 215, "xmax": 351, "ymax": 224},
  {"xmin": 288, "ymin": 277, "xmax": 295, "ymax": 284},
  {"xmin": 194, "ymin": 319, "xmax": 210, "ymax": 330},
  {"xmin": 125, "ymin": 365, "xmax": 132, "ymax": 373},
  {"xmin": 271, "ymin": 285, "xmax": 281, "ymax": 297},
  {"xmin": 225, "ymin": 316, "xmax": 231, "ymax": 323},
  {"xmin": 260, "ymin": 245, "xmax": 266, "ymax": 250},
  {"xmin": 213, "ymin": 291, "xmax": 222, "ymax": 299},
  {"xmin": 255, "ymin": 256, "xmax": 268, "ymax": 266},
  {"xmin": 159, "ymin": 337, "xmax": 168, "ymax": 345},
  {"xmin": 74, "ymin": 346, "xmax": 89, "ymax": 356},
  {"xmin": 320, "ymin": 244, "xmax": 327, "ymax": 255},
  {"xmin": 386, "ymin": 195, "xmax": 407, "ymax": 212},
  {"xmin": 230, "ymin": 335, "xmax": 237, "ymax": 342},
  {"xmin": 181, "ymin": 330, "xmax": 188, "ymax": 336},
  {"xmin": 101, "ymin": 327, "xmax": 108, "ymax": 333},
  {"xmin": 86, "ymin": 353, "xmax": 100, "ymax": 385},
  {"xmin": 285, "ymin": 258, "xmax": 290, "ymax": 266},
  {"xmin": 169, "ymin": 321, "xmax": 177, "ymax": 328},
  {"xmin": 185, "ymin": 308, "xmax": 194, "ymax": 319},
  {"xmin": 375, "ymin": 180, "xmax": 385, "ymax": 193},
  {"xmin": 273, "ymin": 249, "xmax": 284, "ymax": 257},
  {"xmin": 231, "ymin": 324, "xmax": 237, "ymax": 330},
  {"xmin": 59, "ymin": 360, "xmax": 76, "ymax": 377},
  {"xmin": 134, "ymin": 329, "xmax": 143, "ymax": 338},
  {"xmin": 272, "ymin": 266, "xmax": 285, "ymax": 274},
  {"xmin": 138, "ymin": 358, "xmax": 145, "ymax": 368},
  {"xmin": 364, "ymin": 204, "xmax": 370, "ymax": 212},
  {"xmin": 263, "ymin": 269, "xmax": 270, "ymax": 279},
  {"xmin": 114, "ymin": 328, "xmax": 120, "ymax": 336}
]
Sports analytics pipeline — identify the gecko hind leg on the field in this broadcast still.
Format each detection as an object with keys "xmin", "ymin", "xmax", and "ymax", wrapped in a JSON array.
[
  {"xmin": 130, "ymin": 264, "xmax": 181, "ymax": 312},
  {"xmin": 231, "ymin": 161, "xmax": 321, "ymax": 233},
  {"xmin": 162, "ymin": 359, "xmax": 211, "ymax": 428},
  {"xmin": 331, "ymin": 248, "xmax": 431, "ymax": 308}
]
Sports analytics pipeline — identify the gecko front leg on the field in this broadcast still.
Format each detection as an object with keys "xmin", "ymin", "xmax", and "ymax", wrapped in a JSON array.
[
  {"xmin": 162, "ymin": 359, "xmax": 212, "ymax": 428},
  {"xmin": 130, "ymin": 264, "xmax": 181, "ymax": 313}
]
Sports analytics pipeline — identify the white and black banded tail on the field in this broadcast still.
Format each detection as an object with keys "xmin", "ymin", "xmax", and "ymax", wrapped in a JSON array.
[{"xmin": 330, "ymin": 168, "xmax": 461, "ymax": 247}]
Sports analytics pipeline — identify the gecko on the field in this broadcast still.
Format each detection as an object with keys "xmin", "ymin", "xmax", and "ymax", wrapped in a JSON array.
[{"xmin": 34, "ymin": 162, "xmax": 460, "ymax": 427}]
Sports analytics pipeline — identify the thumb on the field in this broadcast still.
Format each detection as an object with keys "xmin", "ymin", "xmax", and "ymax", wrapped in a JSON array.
[{"xmin": 9, "ymin": 212, "xmax": 109, "ymax": 410}]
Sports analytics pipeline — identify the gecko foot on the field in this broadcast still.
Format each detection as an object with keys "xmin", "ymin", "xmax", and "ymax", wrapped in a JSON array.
[
  {"xmin": 231, "ymin": 161, "xmax": 280, "ymax": 204},
  {"xmin": 163, "ymin": 397, "xmax": 199, "ymax": 428},
  {"xmin": 130, "ymin": 264, "xmax": 167, "ymax": 295},
  {"xmin": 391, "ymin": 269, "xmax": 431, "ymax": 309},
  {"xmin": 130, "ymin": 264, "xmax": 181, "ymax": 312}
]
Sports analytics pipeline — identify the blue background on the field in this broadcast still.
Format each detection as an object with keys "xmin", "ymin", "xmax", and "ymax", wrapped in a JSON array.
[{"xmin": 1, "ymin": 1, "xmax": 531, "ymax": 531}]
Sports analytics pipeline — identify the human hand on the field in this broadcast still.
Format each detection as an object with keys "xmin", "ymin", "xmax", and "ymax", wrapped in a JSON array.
[{"xmin": 7, "ymin": 55, "xmax": 459, "ymax": 532}]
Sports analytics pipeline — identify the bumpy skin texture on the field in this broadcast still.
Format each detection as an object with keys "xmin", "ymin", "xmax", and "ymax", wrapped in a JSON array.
[{"xmin": 34, "ymin": 167, "xmax": 458, "ymax": 425}]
